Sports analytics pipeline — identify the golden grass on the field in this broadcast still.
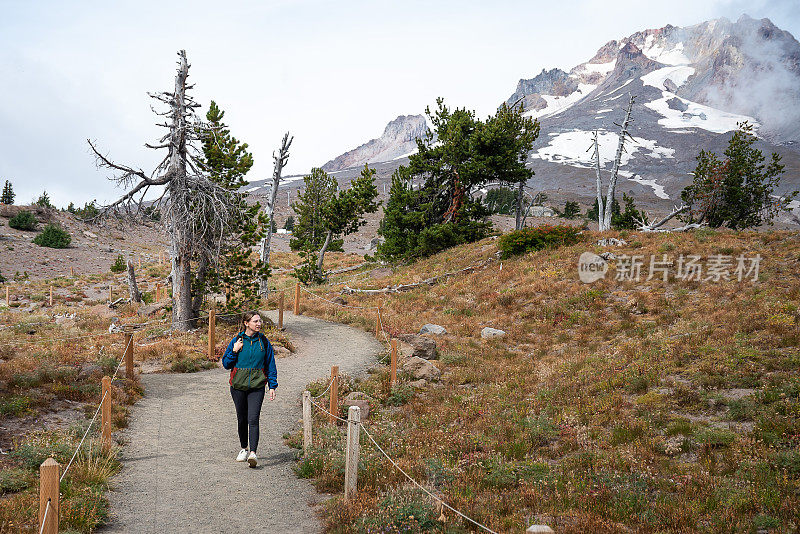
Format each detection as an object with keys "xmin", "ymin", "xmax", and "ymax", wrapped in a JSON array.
[{"xmin": 292, "ymin": 229, "xmax": 800, "ymax": 533}]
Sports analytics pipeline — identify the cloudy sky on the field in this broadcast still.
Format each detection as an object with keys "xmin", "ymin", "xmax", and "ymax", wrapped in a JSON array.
[{"xmin": 1, "ymin": 0, "xmax": 798, "ymax": 207}]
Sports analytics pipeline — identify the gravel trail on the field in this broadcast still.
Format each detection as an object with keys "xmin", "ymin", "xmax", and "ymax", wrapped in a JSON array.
[{"xmin": 101, "ymin": 311, "xmax": 383, "ymax": 534}]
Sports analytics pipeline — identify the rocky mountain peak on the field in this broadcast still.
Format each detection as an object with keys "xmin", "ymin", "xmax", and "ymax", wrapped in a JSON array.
[{"xmin": 321, "ymin": 114, "xmax": 428, "ymax": 172}]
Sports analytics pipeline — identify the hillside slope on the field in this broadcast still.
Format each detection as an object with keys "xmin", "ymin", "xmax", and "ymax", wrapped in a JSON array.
[{"xmin": 293, "ymin": 229, "xmax": 800, "ymax": 532}]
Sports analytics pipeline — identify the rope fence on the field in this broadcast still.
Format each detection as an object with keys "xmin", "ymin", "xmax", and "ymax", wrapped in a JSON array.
[
  {"xmin": 305, "ymin": 392, "xmax": 503, "ymax": 534},
  {"xmin": 20, "ymin": 254, "xmax": 527, "ymax": 533}
]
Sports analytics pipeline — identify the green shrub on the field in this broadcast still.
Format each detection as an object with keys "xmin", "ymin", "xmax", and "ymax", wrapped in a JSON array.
[
  {"xmin": 497, "ymin": 225, "xmax": 581, "ymax": 259},
  {"xmin": 110, "ymin": 255, "xmax": 126, "ymax": 273},
  {"xmin": 0, "ymin": 468, "xmax": 32, "ymax": 494},
  {"xmin": 0, "ymin": 395, "xmax": 31, "ymax": 416},
  {"xmin": 694, "ymin": 427, "xmax": 735, "ymax": 449},
  {"xmin": 8, "ymin": 210, "xmax": 38, "ymax": 231},
  {"xmin": 355, "ymin": 488, "xmax": 442, "ymax": 532},
  {"xmin": 33, "ymin": 224, "xmax": 71, "ymax": 248},
  {"xmin": 386, "ymin": 383, "xmax": 413, "ymax": 406}
]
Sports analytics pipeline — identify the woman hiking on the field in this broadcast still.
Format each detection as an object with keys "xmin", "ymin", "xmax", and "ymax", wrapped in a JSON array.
[{"xmin": 222, "ymin": 311, "xmax": 278, "ymax": 467}]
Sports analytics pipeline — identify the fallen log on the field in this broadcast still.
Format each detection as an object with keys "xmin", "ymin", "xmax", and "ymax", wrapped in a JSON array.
[{"xmin": 341, "ymin": 258, "xmax": 495, "ymax": 295}]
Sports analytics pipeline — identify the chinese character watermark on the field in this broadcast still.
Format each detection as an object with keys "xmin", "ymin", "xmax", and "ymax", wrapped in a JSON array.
[{"xmin": 579, "ymin": 253, "xmax": 761, "ymax": 283}]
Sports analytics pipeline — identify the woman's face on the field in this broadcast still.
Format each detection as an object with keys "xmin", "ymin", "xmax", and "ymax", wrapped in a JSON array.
[{"xmin": 245, "ymin": 315, "xmax": 262, "ymax": 332}]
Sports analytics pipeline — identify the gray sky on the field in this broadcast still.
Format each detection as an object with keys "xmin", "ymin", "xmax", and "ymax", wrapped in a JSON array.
[{"xmin": 1, "ymin": 0, "xmax": 798, "ymax": 207}]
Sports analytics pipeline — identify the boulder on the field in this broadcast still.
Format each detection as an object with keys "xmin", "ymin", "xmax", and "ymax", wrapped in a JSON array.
[
  {"xmin": 402, "ymin": 356, "xmax": 441, "ymax": 381},
  {"xmin": 481, "ymin": 327, "xmax": 506, "ymax": 339},
  {"xmin": 419, "ymin": 323, "xmax": 447, "ymax": 335},
  {"xmin": 408, "ymin": 378, "xmax": 428, "ymax": 389},
  {"xmin": 397, "ymin": 333, "xmax": 437, "ymax": 360},
  {"xmin": 343, "ymin": 392, "xmax": 371, "ymax": 420}
]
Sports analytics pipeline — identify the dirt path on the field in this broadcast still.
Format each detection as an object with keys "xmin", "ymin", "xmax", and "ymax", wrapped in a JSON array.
[{"xmin": 101, "ymin": 311, "xmax": 383, "ymax": 534}]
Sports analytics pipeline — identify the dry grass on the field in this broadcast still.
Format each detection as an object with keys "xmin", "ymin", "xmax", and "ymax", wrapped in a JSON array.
[{"xmin": 290, "ymin": 229, "xmax": 800, "ymax": 533}]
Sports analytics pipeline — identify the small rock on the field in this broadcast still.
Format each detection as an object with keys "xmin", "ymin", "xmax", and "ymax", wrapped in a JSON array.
[
  {"xmin": 402, "ymin": 356, "xmax": 441, "ymax": 381},
  {"xmin": 397, "ymin": 334, "xmax": 437, "ymax": 360},
  {"xmin": 331, "ymin": 296, "xmax": 347, "ymax": 305},
  {"xmin": 596, "ymin": 238, "xmax": 627, "ymax": 247},
  {"xmin": 409, "ymin": 379, "xmax": 428, "ymax": 389},
  {"xmin": 419, "ymin": 323, "xmax": 447, "ymax": 335},
  {"xmin": 481, "ymin": 327, "xmax": 506, "ymax": 339},
  {"xmin": 343, "ymin": 392, "xmax": 371, "ymax": 420},
  {"xmin": 599, "ymin": 252, "xmax": 616, "ymax": 261},
  {"xmin": 82, "ymin": 230, "xmax": 98, "ymax": 239}
]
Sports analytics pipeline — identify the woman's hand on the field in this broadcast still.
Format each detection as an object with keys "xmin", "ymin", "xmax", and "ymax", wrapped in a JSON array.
[
  {"xmin": 233, "ymin": 338, "xmax": 244, "ymax": 353},
  {"xmin": 269, "ymin": 389, "xmax": 276, "ymax": 401}
]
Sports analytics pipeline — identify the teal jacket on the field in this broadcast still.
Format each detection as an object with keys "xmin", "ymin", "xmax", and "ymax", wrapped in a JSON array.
[{"xmin": 222, "ymin": 331, "xmax": 278, "ymax": 390}]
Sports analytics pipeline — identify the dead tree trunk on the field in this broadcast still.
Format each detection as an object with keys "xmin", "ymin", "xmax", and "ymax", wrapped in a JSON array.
[
  {"xmin": 126, "ymin": 260, "xmax": 141, "ymax": 303},
  {"xmin": 515, "ymin": 180, "xmax": 525, "ymax": 230},
  {"xmin": 592, "ymin": 131, "xmax": 606, "ymax": 229},
  {"xmin": 316, "ymin": 230, "xmax": 333, "ymax": 280},
  {"xmin": 260, "ymin": 133, "xmax": 293, "ymax": 297},
  {"xmin": 602, "ymin": 94, "xmax": 636, "ymax": 231},
  {"xmin": 89, "ymin": 50, "xmax": 237, "ymax": 332}
]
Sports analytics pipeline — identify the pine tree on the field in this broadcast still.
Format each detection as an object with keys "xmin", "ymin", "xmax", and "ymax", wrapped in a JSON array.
[
  {"xmin": 35, "ymin": 191, "xmax": 53, "ymax": 209},
  {"xmin": 196, "ymin": 100, "xmax": 265, "ymax": 312},
  {"xmin": 1, "ymin": 180, "xmax": 15, "ymax": 205},
  {"xmin": 680, "ymin": 122, "xmax": 796, "ymax": 229},
  {"xmin": 292, "ymin": 165, "xmax": 379, "ymax": 283},
  {"xmin": 290, "ymin": 168, "xmax": 341, "ymax": 253},
  {"xmin": 378, "ymin": 98, "xmax": 537, "ymax": 262}
]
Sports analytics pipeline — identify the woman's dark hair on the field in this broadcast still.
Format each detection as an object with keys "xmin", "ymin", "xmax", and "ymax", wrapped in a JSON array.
[{"xmin": 241, "ymin": 310, "xmax": 260, "ymax": 329}]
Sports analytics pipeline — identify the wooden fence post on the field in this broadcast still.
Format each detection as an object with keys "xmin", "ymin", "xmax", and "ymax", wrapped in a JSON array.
[
  {"xmin": 101, "ymin": 376, "xmax": 112, "ymax": 451},
  {"xmin": 302, "ymin": 390, "xmax": 312, "ymax": 455},
  {"xmin": 6, "ymin": 286, "xmax": 9, "ymax": 307},
  {"xmin": 208, "ymin": 307, "xmax": 216, "ymax": 360},
  {"xmin": 278, "ymin": 292, "xmax": 285, "ymax": 330},
  {"xmin": 39, "ymin": 458, "xmax": 60, "ymax": 534},
  {"xmin": 70, "ymin": 266, "xmax": 74, "ymax": 276},
  {"xmin": 156, "ymin": 283, "xmax": 162, "ymax": 302},
  {"xmin": 108, "ymin": 285, "xmax": 113, "ymax": 302},
  {"xmin": 344, "ymin": 405, "xmax": 361, "ymax": 499},
  {"xmin": 49, "ymin": 286, "xmax": 53, "ymax": 307},
  {"xmin": 137, "ymin": 254, "xmax": 141, "ymax": 270},
  {"xmin": 329, "ymin": 366, "xmax": 339, "ymax": 424},
  {"xmin": 124, "ymin": 333, "xmax": 134, "ymax": 380},
  {"xmin": 390, "ymin": 339, "xmax": 398, "ymax": 387},
  {"xmin": 294, "ymin": 282, "xmax": 301, "ymax": 315},
  {"xmin": 375, "ymin": 300, "xmax": 383, "ymax": 338}
]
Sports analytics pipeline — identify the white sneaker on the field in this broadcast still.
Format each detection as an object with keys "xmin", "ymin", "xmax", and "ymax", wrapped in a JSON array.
[
  {"xmin": 236, "ymin": 448, "xmax": 248, "ymax": 462},
  {"xmin": 247, "ymin": 451, "xmax": 257, "ymax": 468}
]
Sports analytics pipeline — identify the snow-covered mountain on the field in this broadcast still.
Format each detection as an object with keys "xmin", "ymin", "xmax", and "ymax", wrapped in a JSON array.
[
  {"xmin": 321, "ymin": 115, "xmax": 429, "ymax": 172},
  {"xmin": 312, "ymin": 15, "xmax": 800, "ymax": 216}
]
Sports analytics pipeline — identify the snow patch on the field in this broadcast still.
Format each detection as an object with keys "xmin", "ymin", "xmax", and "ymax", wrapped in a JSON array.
[
  {"xmin": 642, "ymin": 37, "xmax": 691, "ymax": 66},
  {"xmin": 531, "ymin": 129, "xmax": 674, "ymax": 169},
  {"xmin": 523, "ymin": 83, "xmax": 597, "ymax": 119},
  {"xmin": 645, "ymin": 92, "xmax": 759, "ymax": 133},
  {"xmin": 620, "ymin": 170, "xmax": 670, "ymax": 200},
  {"xmin": 641, "ymin": 66, "xmax": 695, "ymax": 91},
  {"xmin": 596, "ymin": 108, "xmax": 613, "ymax": 113},
  {"xmin": 575, "ymin": 60, "xmax": 616, "ymax": 75}
]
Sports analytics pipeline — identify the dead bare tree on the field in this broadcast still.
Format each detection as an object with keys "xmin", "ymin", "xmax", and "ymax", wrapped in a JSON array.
[
  {"xmin": 89, "ymin": 50, "xmax": 238, "ymax": 331},
  {"xmin": 260, "ymin": 132, "xmax": 293, "ymax": 297},
  {"xmin": 591, "ymin": 94, "xmax": 636, "ymax": 231},
  {"xmin": 635, "ymin": 203, "xmax": 706, "ymax": 232},
  {"xmin": 126, "ymin": 260, "xmax": 142, "ymax": 303}
]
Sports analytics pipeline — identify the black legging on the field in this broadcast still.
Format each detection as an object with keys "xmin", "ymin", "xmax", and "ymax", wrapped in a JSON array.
[{"xmin": 230, "ymin": 386, "xmax": 265, "ymax": 452}]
